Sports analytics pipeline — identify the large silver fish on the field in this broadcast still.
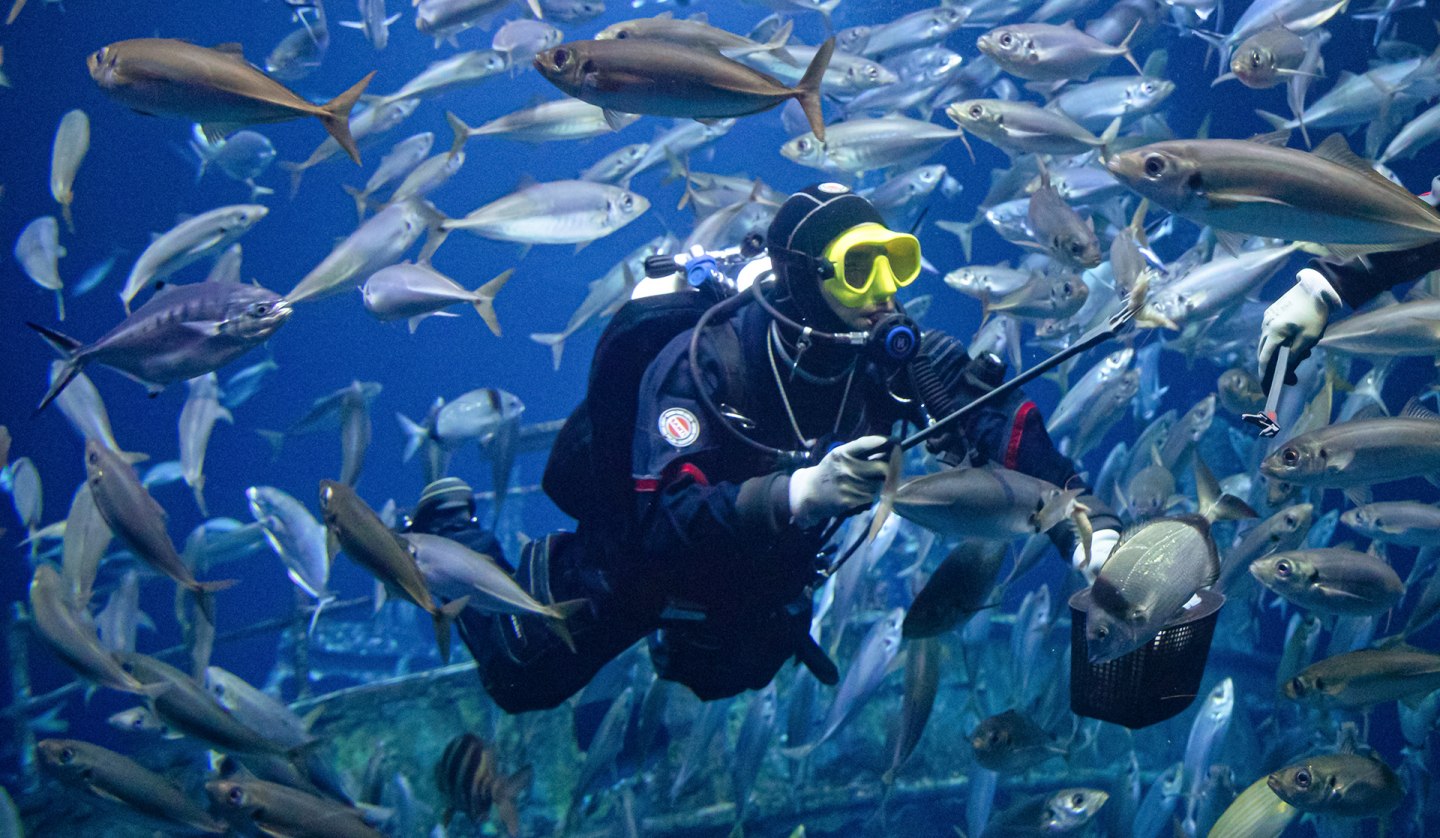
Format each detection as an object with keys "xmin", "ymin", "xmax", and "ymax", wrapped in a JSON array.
[
  {"xmin": 361, "ymin": 263, "xmax": 511, "ymax": 336},
  {"xmin": 246, "ymin": 485, "xmax": 334, "ymax": 614},
  {"xmin": 14, "ymin": 215, "xmax": 66, "ymax": 320},
  {"xmin": 31, "ymin": 281, "xmax": 291, "ymax": 412},
  {"xmin": 440, "ymin": 181, "xmax": 648, "ymax": 247},
  {"xmin": 1318, "ymin": 297, "xmax": 1440, "ymax": 357},
  {"xmin": 119, "ymin": 204, "xmax": 268, "ymax": 313},
  {"xmin": 893, "ymin": 466, "xmax": 1085, "ymax": 542},
  {"xmin": 1250, "ymin": 548, "xmax": 1405, "ymax": 616},
  {"xmin": 1107, "ymin": 135, "xmax": 1440, "ymax": 259},
  {"xmin": 288, "ymin": 198, "xmax": 436, "ymax": 303},
  {"xmin": 88, "ymin": 38, "xmax": 373, "ymax": 162},
  {"xmin": 1267, "ymin": 753, "xmax": 1403, "ymax": 817},
  {"xmin": 28, "ymin": 564, "xmax": 164, "ymax": 697},
  {"xmin": 978, "ymin": 21, "xmax": 1142, "ymax": 81},
  {"xmin": 1261, "ymin": 399, "xmax": 1440, "ymax": 492},
  {"xmin": 38, "ymin": 739, "xmax": 227, "ymax": 834},
  {"xmin": 536, "ymin": 37, "xmax": 832, "ymax": 139},
  {"xmin": 179, "ymin": 373, "xmax": 232, "ymax": 516}
]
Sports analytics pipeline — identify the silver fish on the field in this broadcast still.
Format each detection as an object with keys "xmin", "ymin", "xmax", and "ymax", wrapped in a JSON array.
[
  {"xmin": 731, "ymin": 682, "xmax": 778, "ymax": 831},
  {"xmin": 1261, "ymin": 399, "xmax": 1440, "ymax": 492},
  {"xmin": 403, "ymin": 532, "xmax": 584, "ymax": 649},
  {"xmin": 49, "ymin": 362, "xmax": 133, "ymax": 459},
  {"xmin": 288, "ymin": 198, "xmax": 435, "ymax": 303},
  {"xmin": 340, "ymin": 0, "xmax": 401, "ymax": 51},
  {"xmin": 1318, "ymin": 297, "xmax": 1440, "ymax": 357},
  {"xmin": 367, "ymin": 51, "xmax": 507, "ymax": 110},
  {"xmin": 492, "ymin": 18, "xmax": 562, "ymax": 66},
  {"xmin": 1343, "ymin": 501, "xmax": 1440, "ymax": 547},
  {"xmin": 61, "ymin": 482, "xmax": 112, "ymax": 609},
  {"xmin": 190, "ymin": 128, "xmax": 277, "ymax": 200},
  {"xmin": 203, "ymin": 666, "xmax": 316, "ymax": 749},
  {"xmin": 179, "ymin": 373, "xmax": 233, "ymax": 516},
  {"xmin": 861, "ymin": 4, "xmax": 969, "ymax": 57},
  {"xmin": 14, "ymin": 215, "xmax": 66, "ymax": 320},
  {"xmin": 49, "ymin": 109, "xmax": 89, "ymax": 233},
  {"xmin": 32, "ymin": 281, "xmax": 292, "ymax": 411},
  {"xmin": 95, "ymin": 569, "xmax": 151, "ymax": 654},
  {"xmin": 1181, "ymin": 678, "xmax": 1234, "ymax": 835},
  {"xmin": 456, "ymin": 98, "xmax": 640, "ymax": 144},
  {"xmin": 893, "ymin": 466, "xmax": 1083, "ymax": 542},
  {"xmin": 343, "ymin": 131, "xmax": 434, "ymax": 220},
  {"xmin": 85, "ymin": 440, "xmax": 237, "ymax": 609},
  {"xmin": 781, "ymin": 116, "xmax": 964, "ymax": 175},
  {"xmin": 416, "ymin": 0, "xmax": 539, "ymax": 47},
  {"xmin": 978, "ymin": 21, "xmax": 1142, "ymax": 82},
  {"xmin": 38, "ymin": 738, "xmax": 227, "ymax": 834},
  {"xmin": 29, "ymin": 564, "xmax": 163, "ymax": 697},
  {"xmin": 1106, "ymin": 135, "xmax": 1440, "ymax": 260},
  {"xmin": 786, "ymin": 608, "xmax": 904, "ymax": 757},
  {"xmin": 361, "ymin": 263, "xmax": 511, "ymax": 335},
  {"xmin": 281, "ymin": 97, "xmax": 420, "ymax": 196},
  {"xmin": 1251, "ymin": 548, "xmax": 1405, "ymax": 615},
  {"xmin": 247, "ymin": 485, "xmax": 333, "ymax": 611},
  {"xmin": 120, "ymin": 204, "xmax": 268, "ymax": 313},
  {"xmin": 441, "ymin": 181, "xmax": 649, "ymax": 247},
  {"xmin": 948, "ymin": 98, "xmax": 1114, "ymax": 156},
  {"xmin": 1027, "ymin": 170, "xmax": 1101, "ymax": 268}
]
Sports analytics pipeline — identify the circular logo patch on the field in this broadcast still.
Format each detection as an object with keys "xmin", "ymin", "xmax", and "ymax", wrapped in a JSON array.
[{"xmin": 659, "ymin": 407, "xmax": 700, "ymax": 448}]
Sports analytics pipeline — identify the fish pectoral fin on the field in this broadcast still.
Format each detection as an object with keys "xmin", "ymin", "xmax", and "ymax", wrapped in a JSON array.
[
  {"xmin": 199, "ymin": 123, "xmax": 242, "ymax": 144},
  {"xmin": 1313, "ymin": 584, "xmax": 1368, "ymax": 602},
  {"xmin": 180, "ymin": 320, "xmax": 224, "ymax": 337},
  {"xmin": 602, "ymin": 109, "xmax": 635, "ymax": 132},
  {"xmin": 1204, "ymin": 191, "xmax": 1291, "ymax": 207}
]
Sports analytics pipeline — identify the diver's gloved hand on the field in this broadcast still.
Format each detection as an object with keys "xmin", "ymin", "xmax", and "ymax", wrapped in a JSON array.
[
  {"xmin": 789, "ymin": 435, "xmax": 890, "ymax": 527},
  {"xmin": 1257, "ymin": 268, "xmax": 1341, "ymax": 387},
  {"xmin": 1073, "ymin": 528, "xmax": 1121, "ymax": 585}
]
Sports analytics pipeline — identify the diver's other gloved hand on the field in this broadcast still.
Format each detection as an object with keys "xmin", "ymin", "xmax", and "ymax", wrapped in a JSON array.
[
  {"xmin": 789, "ymin": 435, "xmax": 890, "ymax": 527},
  {"xmin": 1073, "ymin": 528, "xmax": 1121, "ymax": 585},
  {"xmin": 1258, "ymin": 268, "xmax": 1341, "ymax": 387}
]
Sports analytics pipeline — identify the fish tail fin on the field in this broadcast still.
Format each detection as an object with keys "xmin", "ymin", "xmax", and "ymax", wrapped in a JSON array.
[
  {"xmin": 256, "ymin": 429, "xmax": 286, "ymax": 463},
  {"xmin": 278, "ymin": 160, "xmax": 309, "ymax": 200},
  {"xmin": 545, "ymin": 598, "xmax": 589, "ymax": 653},
  {"xmin": 529, "ymin": 332, "xmax": 565, "ymax": 370},
  {"xmin": 341, "ymin": 184, "xmax": 369, "ymax": 222},
  {"xmin": 494, "ymin": 764, "xmax": 533, "ymax": 837},
  {"xmin": 191, "ymin": 478, "xmax": 208, "ymax": 517},
  {"xmin": 136, "ymin": 679, "xmax": 172, "ymax": 699},
  {"xmin": 307, "ymin": 594, "xmax": 337, "ymax": 637},
  {"xmin": 794, "ymin": 37, "xmax": 834, "ymax": 143},
  {"xmin": 27, "ymin": 322, "xmax": 84, "ymax": 414},
  {"xmin": 60, "ymin": 203, "xmax": 74, "ymax": 236},
  {"xmin": 444, "ymin": 110, "xmax": 471, "ymax": 155},
  {"xmin": 1254, "ymin": 109, "xmax": 1290, "ymax": 132},
  {"xmin": 318, "ymin": 71, "xmax": 377, "ymax": 165},
  {"xmin": 1118, "ymin": 19, "xmax": 1144, "ymax": 74},
  {"xmin": 188, "ymin": 583, "xmax": 234, "ymax": 624},
  {"xmin": 471, "ymin": 268, "xmax": 513, "ymax": 337},
  {"xmin": 1194, "ymin": 454, "xmax": 1256, "ymax": 522},
  {"xmin": 396, "ymin": 412, "xmax": 429, "ymax": 462},
  {"xmin": 433, "ymin": 595, "xmax": 470, "ymax": 662}
]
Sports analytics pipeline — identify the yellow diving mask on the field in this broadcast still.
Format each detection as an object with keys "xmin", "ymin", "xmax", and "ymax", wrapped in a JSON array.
[{"xmin": 821, "ymin": 222, "xmax": 921, "ymax": 308}]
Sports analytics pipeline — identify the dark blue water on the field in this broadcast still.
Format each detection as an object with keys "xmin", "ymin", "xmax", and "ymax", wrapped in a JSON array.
[{"xmin": 0, "ymin": 0, "xmax": 1437, "ymax": 833}]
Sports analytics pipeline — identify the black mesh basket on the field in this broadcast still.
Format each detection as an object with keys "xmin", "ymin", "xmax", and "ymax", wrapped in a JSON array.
[{"xmin": 1069, "ymin": 588, "xmax": 1226, "ymax": 730}]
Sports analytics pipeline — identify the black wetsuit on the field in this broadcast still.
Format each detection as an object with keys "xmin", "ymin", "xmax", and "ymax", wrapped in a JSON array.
[
  {"xmin": 1309, "ymin": 240, "xmax": 1440, "ymax": 309},
  {"xmin": 480, "ymin": 298, "xmax": 1117, "ymax": 713}
]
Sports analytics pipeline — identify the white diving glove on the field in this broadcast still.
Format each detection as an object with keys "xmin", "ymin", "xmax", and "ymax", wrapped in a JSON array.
[
  {"xmin": 1257, "ymin": 268, "xmax": 1342, "ymax": 385},
  {"xmin": 788, "ymin": 435, "xmax": 890, "ymax": 528},
  {"xmin": 1073, "ymin": 528, "xmax": 1121, "ymax": 585}
]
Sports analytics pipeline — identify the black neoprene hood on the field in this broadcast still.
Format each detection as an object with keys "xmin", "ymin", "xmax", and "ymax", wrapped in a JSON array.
[{"xmin": 766, "ymin": 183, "xmax": 886, "ymax": 330}]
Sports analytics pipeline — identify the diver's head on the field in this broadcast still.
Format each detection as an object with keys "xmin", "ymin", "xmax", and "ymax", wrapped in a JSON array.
[
  {"xmin": 766, "ymin": 184, "xmax": 921, "ymax": 335},
  {"xmin": 410, "ymin": 476, "xmax": 476, "ymax": 531}
]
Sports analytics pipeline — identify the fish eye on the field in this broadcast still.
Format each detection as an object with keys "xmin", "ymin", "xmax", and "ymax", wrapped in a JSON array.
[
  {"xmin": 1071, "ymin": 793, "xmax": 1085, "ymax": 807},
  {"xmin": 551, "ymin": 48, "xmax": 570, "ymax": 69},
  {"xmin": 621, "ymin": 194, "xmax": 634, "ymax": 211},
  {"xmin": 1295, "ymin": 768, "xmax": 1311, "ymax": 789},
  {"xmin": 968, "ymin": 104, "xmax": 983, "ymax": 118},
  {"xmin": 251, "ymin": 303, "xmax": 271, "ymax": 316},
  {"xmin": 1289, "ymin": 676, "xmax": 1304, "ymax": 693},
  {"xmin": 999, "ymin": 32, "xmax": 1014, "ymax": 47},
  {"xmin": 1284, "ymin": 514, "xmax": 1297, "ymax": 526},
  {"xmin": 866, "ymin": 66, "xmax": 879, "ymax": 79},
  {"xmin": 1141, "ymin": 82, "xmax": 1155, "ymax": 94},
  {"xmin": 1062, "ymin": 279, "xmax": 1075, "ymax": 293},
  {"xmin": 1317, "ymin": 447, "xmax": 1328, "ymax": 460},
  {"xmin": 614, "ymin": 30, "xmax": 628, "ymax": 38},
  {"xmin": 228, "ymin": 787, "xmax": 245, "ymax": 805},
  {"xmin": 1276, "ymin": 560, "xmax": 1291, "ymax": 576},
  {"xmin": 1313, "ymin": 676, "xmax": 1325, "ymax": 690},
  {"xmin": 1373, "ymin": 517, "xmax": 1385, "ymax": 528},
  {"xmin": 797, "ymin": 138, "xmax": 812, "ymax": 152},
  {"xmin": 1283, "ymin": 448, "xmax": 1299, "ymax": 464},
  {"xmin": 1143, "ymin": 154, "xmax": 1166, "ymax": 177},
  {"xmin": 60, "ymin": 747, "xmax": 75, "ymax": 764},
  {"xmin": 1249, "ymin": 50, "xmax": 1264, "ymax": 68},
  {"xmin": 1094, "ymin": 625, "xmax": 1108, "ymax": 639}
]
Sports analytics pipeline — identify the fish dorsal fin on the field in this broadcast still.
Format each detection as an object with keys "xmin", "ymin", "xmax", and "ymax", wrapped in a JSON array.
[
  {"xmin": 1142, "ymin": 49, "xmax": 1168, "ymax": 77},
  {"xmin": 1248, "ymin": 129, "xmax": 1291, "ymax": 147},
  {"xmin": 1349, "ymin": 403, "xmax": 1388, "ymax": 422},
  {"xmin": 654, "ymin": 10, "xmax": 674, "ymax": 19},
  {"xmin": 212, "ymin": 42, "xmax": 246, "ymax": 57},
  {"xmin": 687, "ymin": 11, "xmax": 709, "ymax": 24},
  {"xmin": 1401, "ymin": 397, "xmax": 1440, "ymax": 422},
  {"xmin": 1313, "ymin": 134, "xmax": 1408, "ymax": 193}
]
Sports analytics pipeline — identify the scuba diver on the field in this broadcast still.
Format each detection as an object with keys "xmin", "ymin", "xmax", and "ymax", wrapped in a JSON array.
[
  {"xmin": 1258, "ymin": 185, "xmax": 1440, "ymax": 384},
  {"xmin": 473, "ymin": 183, "xmax": 1122, "ymax": 714}
]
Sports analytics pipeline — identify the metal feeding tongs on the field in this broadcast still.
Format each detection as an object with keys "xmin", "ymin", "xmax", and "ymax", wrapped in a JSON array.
[{"xmin": 1243, "ymin": 344, "xmax": 1289, "ymax": 438}]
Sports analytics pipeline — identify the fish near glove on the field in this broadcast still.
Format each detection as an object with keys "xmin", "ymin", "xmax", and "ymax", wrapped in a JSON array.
[
  {"xmin": 1258, "ymin": 268, "xmax": 1341, "ymax": 386},
  {"xmin": 789, "ymin": 435, "xmax": 891, "ymax": 528}
]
